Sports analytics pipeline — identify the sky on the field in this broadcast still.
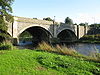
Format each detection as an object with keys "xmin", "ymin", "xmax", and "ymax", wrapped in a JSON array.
[{"xmin": 12, "ymin": 0, "xmax": 100, "ymax": 24}]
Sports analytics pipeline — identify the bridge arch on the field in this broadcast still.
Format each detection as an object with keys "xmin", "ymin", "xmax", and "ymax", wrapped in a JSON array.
[
  {"xmin": 18, "ymin": 24, "xmax": 52, "ymax": 36},
  {"xmin": 18, "ymin": 26, "xmax": 53, "ymax": 44},
  {"xmin": 57, "ymin": 29, "xmax": 77, "ymax": 42}
]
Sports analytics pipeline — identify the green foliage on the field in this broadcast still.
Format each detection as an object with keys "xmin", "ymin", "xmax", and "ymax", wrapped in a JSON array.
[
  {"xmin": 0, "ymin": 0, "xmax": 14, "ymax": 42},
  {"xmin": 37, "ymin": 42, "xmax": 78, "ymax": 56},
  {"xmin": 82, "ymin": 35, "xmax": 100, "ymax": 39},
  {"xmin": 79, "ymin": 22, "xmax": 88, "ymax": 26},
  {"xmin": 43, "ymin": 17, "xmax": 53, "ymax": 21},
  {"xmin": 0, "ymin": 50, "xmax": 99, "ymax": 75},
  {"xmin": 33, "ymin": 18, "xmax": 37, "ymax": 19},
  {"xmin": 19, "ymin": 31, "xmax": 32, "ymax": 38},
  {"xmin": 80, "ymin": 34, "xmax": 100, "ymax": 43},
  {"xmin": 0, "ymin": 16, "xmax": 7, "ymax": 31},
  {"xmin": 0, "ymin": 31, "xmax": 9, "ymax": 43},
  {"xmin": 65, "ymin": 17, "xmax": 73, "ymax": 25},
  {"xmin": 36, "ymin": 42, "xmax": 100, "ymax": 62},
  {"xmin": 79, "ymin": 23, "xmax": 85, "ymax": 26},
  {"xmin": 90, "ymin": 23, "xmax": 100, "ymax": 27},
  {"xmin": 19, "ymin": 31, "xmax": 32, "ymax": 42},
  {"xmin": 37, "ymin": 55, "xmax": 100, "ymax": 75},
  {"xmin": 0, "ymin": 41, "xmax": 14, "ymax": 50}
]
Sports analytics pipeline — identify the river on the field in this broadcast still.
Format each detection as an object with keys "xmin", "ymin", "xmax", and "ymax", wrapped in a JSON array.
[
  {"xmin": 18, "ymin": 41, "xmax": 100, "ymax": 55},
  {"xmin": 68, "ymin": 43, "xmax": 100, "ymax": 55}
]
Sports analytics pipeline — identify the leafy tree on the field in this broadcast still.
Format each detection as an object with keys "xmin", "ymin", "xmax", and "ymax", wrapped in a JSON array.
[
  {"xmin": 79, "ymin": 22, "xmax": 88, "ymax": 26},
  {"xmin": 43, "ymin": 17, "xmax": 53, "ymax": 21},
  {"xmin": 33, "ymin": 18, "xmax": 37, "ymax": 19},
  {"xmin": 79, "ymin": 23, "xmax": 85, "ymax": 26},
  {"xmin": 0, "ymin": 0, "xmax": 14, "ymax": 42},
  {"xmin": 90, "ymin": 23, "xmax": 100, "ymax": 28},
  {"xmin": 65, "ymin": 17, "xmax": 73, "ymax": 25},
  {"xmin": 74, "ymin": 23, "xmax": 77, "ymax": 25}
]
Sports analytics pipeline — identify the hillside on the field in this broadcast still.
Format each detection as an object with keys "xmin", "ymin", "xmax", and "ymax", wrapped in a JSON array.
[{"xmin": 0, "ymin": 49, "xmax": 100, "ymax": 75}]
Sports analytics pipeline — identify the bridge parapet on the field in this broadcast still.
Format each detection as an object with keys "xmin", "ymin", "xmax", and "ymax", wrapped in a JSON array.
[{"xmin": 15, "ymin": 16, "xmax": 53, "ymax": 25}]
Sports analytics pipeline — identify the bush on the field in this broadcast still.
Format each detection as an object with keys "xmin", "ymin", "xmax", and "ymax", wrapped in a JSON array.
[
  {"xmin": 0, "ymin": 41, "xmax": 14, "ymax": 50},
  {"xmin": 89, "ymin": 52, "xmax": 100, "ymax": 60},
  {"xmin": 36, "ymin": 42, "xmax": 79, "ymax": 56},
  {"xmin": 37, "ymin": 42, "xmax": 55, "ymax": 52}
]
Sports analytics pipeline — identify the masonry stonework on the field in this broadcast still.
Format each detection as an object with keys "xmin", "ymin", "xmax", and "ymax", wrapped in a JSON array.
[{"xmin": 7, "ymin": 16, "xmax": 88, "ymax": 45}]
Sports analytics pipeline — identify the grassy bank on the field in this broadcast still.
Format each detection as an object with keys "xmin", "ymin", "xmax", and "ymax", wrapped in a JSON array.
[
  {"xmin": 0, "ymin": 49, "xmax": 100, "ymax": 75},
  {"xmin": 79, "ymin": 35, "xmax": 100, "ymax": 43}
]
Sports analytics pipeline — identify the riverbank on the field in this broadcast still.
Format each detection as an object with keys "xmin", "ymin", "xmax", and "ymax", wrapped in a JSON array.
[
  {"xmin": 77, "ymin": 40, "xmax": 100, "ymax": 44},
  {"xmin": 78, "ymin": 34, "xmax": 100, "ymax": 44},
  {"xmin": 0, "ymin": 49, "xmax": 100, "ymax": 75},
  {"xmin": 17, "ymin": 41, "xmax": 100, "ymax": 56}
]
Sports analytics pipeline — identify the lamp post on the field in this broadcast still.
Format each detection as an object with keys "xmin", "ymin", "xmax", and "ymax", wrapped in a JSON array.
[
  {"xmin": 53, "ymin": 16, "xmax": 55, "ymax": 36},
  {"xmin": 92, "ymin": 17, "xmax": 95, "ymax": 39}
]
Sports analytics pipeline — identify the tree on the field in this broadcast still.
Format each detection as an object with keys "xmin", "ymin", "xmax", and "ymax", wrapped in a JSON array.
[
  {"xmin": 74, "ymin": 23, "xmax": 77, "ymax": 25},
  {"xmin": 79, "ymin": 23, "xmax": 85, "ymax": 26},
  {"xmin": 33, "ymin": 18, "xmax": 37, "ymax": 19},
  {"xmin": 65, "ymin": 17, "xmax": 73, "ymax": 25},
  {"xmin": 90, "ymin": 23, "xmax": 100, "ymax": 28},
  {"xmin": 43, "ymin": 17, "xmax": 53, "ymax": 21},
  {"xmin": 0, "ymin": 0, "xmax": 14, "ymax": 42},
  {"xmin": 79, "ymin": 22, "xmax": 88, "ymax": 26}
]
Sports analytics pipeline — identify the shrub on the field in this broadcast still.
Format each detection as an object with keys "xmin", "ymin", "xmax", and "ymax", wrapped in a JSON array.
[
  {"xmin": 55, "ymin": 45, "xmax": 79, "ymax": 56},
  {"xmin": 0, "ymin": 41, "xmax": 15, "ymax": 50},
  {"xmin": 37, "ymin": 42, "xmax": 55, "ymax": 52},
  {"xmin": 89, "ymin": 52, "xmax": 100, "ymax": 60},
  {"xmin": 36, "ymin": 42, "xmax": 79, "ymax": 56}
]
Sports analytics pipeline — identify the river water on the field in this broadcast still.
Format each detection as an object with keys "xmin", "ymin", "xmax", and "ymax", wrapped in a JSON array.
[
  {"xmin": 68, "ymin": 43, "xmax": 100, "ymax": 55},
  {"xmin": 18, "ymin": 41, "xmax": 100, "ymax": 55}
]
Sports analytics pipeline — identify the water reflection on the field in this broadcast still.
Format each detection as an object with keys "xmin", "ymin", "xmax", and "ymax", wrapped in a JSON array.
[{"xmin": 18, "ymin": 41, "xmax": 32, "ymax": 46}]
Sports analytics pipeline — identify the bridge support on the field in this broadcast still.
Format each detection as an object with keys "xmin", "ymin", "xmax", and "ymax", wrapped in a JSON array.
[
  {"xmin": 11, "ymin": 17, "xmax": 19, "ymax": 45},
  {"xmin": 12, "ymin": 38, "xmax": 19, "ymax": 45},
  {"xmin": 77, "ymin": 25, "xmax": 79, "ymax": 39}
]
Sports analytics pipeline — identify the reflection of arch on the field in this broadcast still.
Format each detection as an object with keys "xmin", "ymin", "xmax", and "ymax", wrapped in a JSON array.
[{"xmin": 57, "ymin": 29, "xmax": 77, "ymax": 42}]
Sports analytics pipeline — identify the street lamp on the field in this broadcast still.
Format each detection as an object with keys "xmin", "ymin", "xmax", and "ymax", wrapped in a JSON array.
[{"xmin": 53, "ymin": 16, "xmax": 55, "ymax": 36}]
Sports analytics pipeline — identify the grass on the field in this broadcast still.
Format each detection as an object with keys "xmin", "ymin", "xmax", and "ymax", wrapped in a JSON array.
[
  {"xmin": 37, "ymin": 42, "xmax": 100, "ymax": 62},
  {"xmin": 37, "ymin": 42, "xmax": 78, "ymax": 56},
  {"xmin": 79, "ymin": 34, "xmax": 100, "ymax": 43},
  {"xmin": 0, "ymin": 49, "xmax": 100, "ymax": 75}
]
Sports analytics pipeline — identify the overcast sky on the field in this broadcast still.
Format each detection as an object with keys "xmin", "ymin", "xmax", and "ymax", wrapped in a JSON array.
[{"xmin": 12, "ymin": 0, "xmax": 100, "ymax": 24}]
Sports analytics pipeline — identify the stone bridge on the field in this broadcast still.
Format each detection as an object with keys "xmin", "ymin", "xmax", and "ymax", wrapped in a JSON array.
[{"xmin": 7, "ymin": 16, "xmax": 89, "ymax": 44}]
